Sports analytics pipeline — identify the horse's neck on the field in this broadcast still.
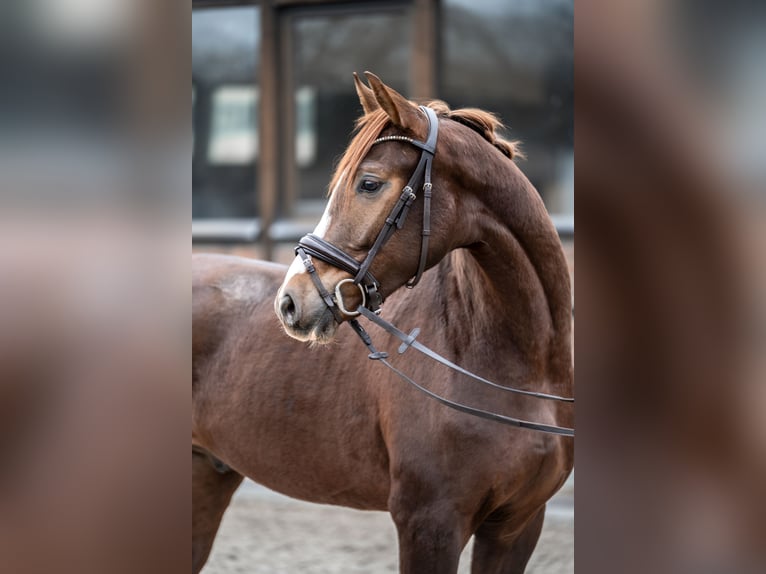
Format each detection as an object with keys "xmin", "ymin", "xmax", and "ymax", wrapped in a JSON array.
[{"xmin": 442, "ymin": 162, "xmax": 571, "ymax": 365}]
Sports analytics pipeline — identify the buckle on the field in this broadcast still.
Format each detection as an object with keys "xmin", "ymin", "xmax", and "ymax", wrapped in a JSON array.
[
  {"xmin": 397, "ymin": 328, "xmax": 421, "ymax": 354},
  {"xmin": 334, "ymin": 278, "xmax": 366, "ymax": 317}
]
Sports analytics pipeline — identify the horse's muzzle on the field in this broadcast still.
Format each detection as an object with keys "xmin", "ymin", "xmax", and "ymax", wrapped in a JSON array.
[{"xmin": 275, "ymin": 283, "xmax": 339, "ymax": 343}]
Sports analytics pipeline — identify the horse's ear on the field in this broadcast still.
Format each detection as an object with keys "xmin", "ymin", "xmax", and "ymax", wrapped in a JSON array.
[
  {"xmin": 364, "ymin": 71, "xmax": 424, "ymax": 133},
  {"xmin": 353, "ymin": 72, "xmax": 379, "ymax": 115}
]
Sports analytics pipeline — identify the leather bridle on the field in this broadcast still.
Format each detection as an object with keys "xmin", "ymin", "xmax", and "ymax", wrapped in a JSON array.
[
  {"xmin": 292, "ymin": 106, "xmax": 575, "ymax": 437},
  {"xmin": 296, "ymin": 105, "xmax": 439, "ymax": 318}
]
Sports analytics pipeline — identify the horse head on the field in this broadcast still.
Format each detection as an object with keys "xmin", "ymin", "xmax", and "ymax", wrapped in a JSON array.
[{"xmin": 275, "ymin": 73, "xmax": 469, "ymax": 343}]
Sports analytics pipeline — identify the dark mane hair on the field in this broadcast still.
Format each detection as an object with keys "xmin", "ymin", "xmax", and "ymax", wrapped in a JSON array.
[{"xmin": 328, "ymin": 101, "xmax": 522, "ymax": 197}]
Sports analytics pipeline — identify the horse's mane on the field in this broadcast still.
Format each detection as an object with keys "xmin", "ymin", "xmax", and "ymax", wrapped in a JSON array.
[
  {"xmin": 426, "ymin": 100, "xmax": 523, "ymax": 161},
  {"xmin": 328, "ymin": 101, "xmax": 522, "ymax": 197}
]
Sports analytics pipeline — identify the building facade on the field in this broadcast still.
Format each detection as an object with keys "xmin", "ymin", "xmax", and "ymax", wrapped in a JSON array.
[{"xmin": 192, "ymin": 0, "xmax": 573, "ymax": 261}]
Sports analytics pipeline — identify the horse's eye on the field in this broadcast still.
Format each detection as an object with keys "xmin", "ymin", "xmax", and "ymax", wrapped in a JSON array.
[{"xmin": 359, "ymin": 179, "xmax": 381, "ymax": 194}]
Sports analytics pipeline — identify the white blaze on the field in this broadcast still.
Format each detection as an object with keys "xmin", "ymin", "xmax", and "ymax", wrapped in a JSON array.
[
  {"xmin": 282, "ymin": 254, "xmax": 307, "ymax": 284},
  {"xmin": 281, "ymin": 171, "xmax": 344, "ymax": 285},
  {"xmin": 312, "ymin": 205, "xmax": 332, "ymax": 239}
]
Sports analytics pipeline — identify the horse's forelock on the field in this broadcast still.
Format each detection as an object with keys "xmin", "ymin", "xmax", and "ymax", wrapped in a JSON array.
[{"xmin": 327, "ymin": 109, "xmax": 390, "ymax": 197}]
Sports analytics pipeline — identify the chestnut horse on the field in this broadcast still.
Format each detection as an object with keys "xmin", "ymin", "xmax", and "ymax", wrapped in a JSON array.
[{"xmin": 192, "ymin": 72, "xmax": 573, "ymax": 573}]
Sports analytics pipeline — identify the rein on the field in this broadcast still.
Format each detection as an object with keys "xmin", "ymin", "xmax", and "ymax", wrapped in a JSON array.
[
  {"xmin": 293, "ymin": 106, "xmax": 574, "ymax": 437},
  {"xmin": 347, "ymin": 311, "xmax": 574, "ymax": 437}
]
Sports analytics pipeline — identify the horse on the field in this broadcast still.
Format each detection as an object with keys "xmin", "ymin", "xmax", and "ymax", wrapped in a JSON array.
[{"xmin": 192, "ymin": 72, "xmax": 573, "ymax": 573}]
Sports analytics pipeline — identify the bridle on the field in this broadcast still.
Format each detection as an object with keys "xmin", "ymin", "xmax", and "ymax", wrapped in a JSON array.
[
  {"xmin": 293, "ymin": 106, "xmax": 575, "ymax": 437},
  {"xmin": 296, "ymin": 105, "xmax": 439, "ymax": 318}
]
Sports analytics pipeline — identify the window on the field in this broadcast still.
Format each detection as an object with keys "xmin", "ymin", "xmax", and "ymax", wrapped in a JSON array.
[
  {"xmin": 208, "ymin": 86, "xmax": 259, "ymax": 165},
  {"xmin": 192, "ymin": 5, "xmax": 260, "ymax": 220}
]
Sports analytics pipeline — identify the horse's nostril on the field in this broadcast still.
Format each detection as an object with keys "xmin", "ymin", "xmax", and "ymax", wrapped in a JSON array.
[{"xmin": 279, "ymin": 294, "xmax": 297, "ymax": 326}]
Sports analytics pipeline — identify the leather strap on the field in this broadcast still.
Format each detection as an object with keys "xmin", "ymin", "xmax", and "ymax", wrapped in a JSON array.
[
  {"xmin": 406, "ymin": 155, "xmax": 433, "ymax": 288},
  {"xmin": 297, "ymin": 234, "xmax": 383, "ymax": 313},
  {"xmin": 299, "ymin": 234, "xmax": 373, "ymax": 280},
  {"xmin": 357, "ymin": 306, "xmax": 575, "ymax": 404},
  {"xmin": 348, "ymin": 318, "xmax": 574, "ymax": 437},
  {"xmin": 296, "ymin": 246, "xmax": 345, "ymax": 323},
  {"xmin": 354, "ymin": 183, "xmax": 418, "ymax": 285},
  {"xmin": 357, "ymin": 105, "xmax": 439, "ymax": 290}
]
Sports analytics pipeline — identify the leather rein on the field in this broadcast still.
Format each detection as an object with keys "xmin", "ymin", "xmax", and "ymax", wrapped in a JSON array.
[{"xmin": 294, "ymin": 106, "xmax": 574, "ymax": 437}]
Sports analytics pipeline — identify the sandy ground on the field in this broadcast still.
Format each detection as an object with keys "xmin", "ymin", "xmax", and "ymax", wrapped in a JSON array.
[{"xmin": 203, "ymin": 478, "xmax": 573, "ymax": 573}]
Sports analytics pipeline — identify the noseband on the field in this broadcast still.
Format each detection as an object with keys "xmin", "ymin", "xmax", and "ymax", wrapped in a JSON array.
[
  {"xmin": 296, "ymin": 105, "xmax": 439, "ymax": 318},
  {"xmin": 292, "ymin": 106, "xmax": 575, "ymax": 437}
]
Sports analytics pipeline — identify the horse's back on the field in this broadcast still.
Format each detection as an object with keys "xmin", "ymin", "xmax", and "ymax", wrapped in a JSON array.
[
  {"xmin": 193, "ymin": 253, "xmax": 285, "ymax": 294},
  {"xmin": 192, "ymin": 254, "xmax": 285, "ymax": 382}
]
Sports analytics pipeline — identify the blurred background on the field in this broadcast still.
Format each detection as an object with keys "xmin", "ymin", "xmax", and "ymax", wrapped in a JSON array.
[
  {"xmin": 191, "ymin": 0, "xmax": 574, "ymax": 263},
  {"xmin": 0, "ymin": 0, "xmax": 763, "ymax": 573}
]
